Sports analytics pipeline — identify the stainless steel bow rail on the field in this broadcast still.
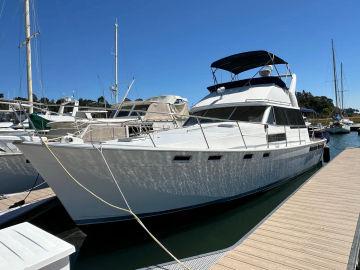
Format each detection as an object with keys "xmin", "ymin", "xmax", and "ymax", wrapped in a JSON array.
[{"xmin": 1, "ymin": 99, "xmax": 310, "ymax": 149}]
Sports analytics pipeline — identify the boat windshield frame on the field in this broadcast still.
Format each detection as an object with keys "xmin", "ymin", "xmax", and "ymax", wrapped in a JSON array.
[{"xmin": 184, "ymin": 105, "xmax": 268, "ymax": 126}]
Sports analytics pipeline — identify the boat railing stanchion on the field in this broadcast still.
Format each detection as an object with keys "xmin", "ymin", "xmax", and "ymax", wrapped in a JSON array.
[
  {"xmin": 284, "ymin": 125, "xmax": 288, "ymax": 147},
  {"xmin": 236, "ymin": 121, "xmax": 247, "ymax": 149},
  {"xmin": 265, "ymin": 124, "xmax": 269, "ymax": 148},
  {"xmin": 196, "ymin": 116, "xmax": 209, "ymax": 149},
  {"xmin": 298, "ymin": 126, "xmax": 301, "ymax": 145},
  {"xmin": 135, "ymin": 111, "xmax": 156, "ymax": 147}
]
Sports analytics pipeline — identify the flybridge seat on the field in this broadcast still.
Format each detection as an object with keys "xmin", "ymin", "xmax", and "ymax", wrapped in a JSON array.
[{"xmin": 207, "ymin": 76, "xmax": 287, "ymax": 93}]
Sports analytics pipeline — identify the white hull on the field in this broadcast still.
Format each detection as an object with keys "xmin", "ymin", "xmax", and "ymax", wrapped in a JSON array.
[
  {"xmin": 18, "ymin": 142, "xmax": 324, "ymax": 225},
  {"xmin": 0, "ymin": 153, "xmax": 45, "ymax": 195},
  {"xmin": 326, "ymin": 125, "xmax": 351, "ymax": 134}
]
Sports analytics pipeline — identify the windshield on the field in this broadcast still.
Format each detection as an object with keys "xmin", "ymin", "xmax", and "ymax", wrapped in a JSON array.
[
  {"xmin": 184, "ymin": 106, "xmax": 266, "ymax": 126},
  {"xmin": 110, "ymin": 105, "xmax": 132, "ymax": 118},
  {"xmin": 130, "ymin": 104, "xmax": 150, "ymax": 116}
]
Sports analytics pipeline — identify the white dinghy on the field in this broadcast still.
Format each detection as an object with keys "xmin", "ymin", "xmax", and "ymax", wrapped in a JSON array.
[{"xmin": 18, "ymin": 51, "xmax": 326, "ymax": 225}]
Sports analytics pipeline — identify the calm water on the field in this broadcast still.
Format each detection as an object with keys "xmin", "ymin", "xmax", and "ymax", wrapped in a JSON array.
[{"xmin": 15, "ymin": 132, "xmax": 360, "ymax": 269}]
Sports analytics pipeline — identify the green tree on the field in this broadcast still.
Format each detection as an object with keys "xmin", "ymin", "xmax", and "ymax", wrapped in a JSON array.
[{"xmin": 296, "ymin": 91, "xmax": 335, "ymax": 117}]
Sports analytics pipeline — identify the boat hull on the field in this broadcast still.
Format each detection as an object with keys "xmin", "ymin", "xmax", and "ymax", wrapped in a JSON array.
[
  {"xmin": 18, "ymin": 142, "xmax": 324, "ymax": 225},
  {"xmin": 0, "ymin": 153, "xmax": 45, "ymax": 195},
  {"xmin": 326, "ymin": 125, "xmax": 351, "ymax": 134}
]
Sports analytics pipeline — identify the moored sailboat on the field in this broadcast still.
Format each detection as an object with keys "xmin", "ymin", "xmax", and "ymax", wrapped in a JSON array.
[{"xmin": 326, "ymin": 40, "xmax": 350, "ymax": 134}]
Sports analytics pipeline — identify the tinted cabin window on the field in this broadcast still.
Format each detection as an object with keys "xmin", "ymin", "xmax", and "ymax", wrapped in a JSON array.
[
  {"xmin": 184, "ymin": 106, "xmax": 266, "ymax": 126},
  {"xmin": 184, "ymin": 107, "xmax": 234, "ymax": 126},
  {"xmin": 273, "ymin": 107, "xmax": 305, "ymax": 126},
  {"xmin": 184, "ymin": 110, "xmax": 207, "ymax": 126},
  {"xmin": 286, "ymin": 109, "xmax": 305, "ymax": 126},
  {"xmin": 202, "ymin": 107, "xmax": 235, "ymax": 123},
  {"xmin": 267, "ymin": 107, "xmax": 276, "ymax": 125},
  {"xmin": 230, "ymin": 106, "xmax": 266, "ymax": 122},
  {"xmin": 274, "ymin": 107, "xmax": 288, "ymax": 125}
]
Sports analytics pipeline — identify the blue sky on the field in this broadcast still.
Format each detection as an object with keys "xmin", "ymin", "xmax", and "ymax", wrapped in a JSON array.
[{"xmin": 0, "ymin": 0, "xmax": 359, "ymax": 108}]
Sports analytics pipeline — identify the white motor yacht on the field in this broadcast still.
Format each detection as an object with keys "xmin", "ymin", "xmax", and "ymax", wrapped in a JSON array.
[{"xmin": 18, "ymin": 51, "xmax": 326, "ymax": 225}]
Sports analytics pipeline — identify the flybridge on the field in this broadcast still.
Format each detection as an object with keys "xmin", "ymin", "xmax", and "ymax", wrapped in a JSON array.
[
  {"xmin": 209, "ymin": 50, "xmax": 292, "ymax": 92},
  {"xmin": 210, "ymin": 50, "xmax": 288, "ymax": 75}
]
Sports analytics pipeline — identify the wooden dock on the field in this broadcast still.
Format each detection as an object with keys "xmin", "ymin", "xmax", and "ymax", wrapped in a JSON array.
[
  {"xmin": 0, "ymin": 187, "xmax": 55, "ymax": 225},
  {"xmin": 145, "ymin": 148, "xmax": 360, "ymax": 270}
]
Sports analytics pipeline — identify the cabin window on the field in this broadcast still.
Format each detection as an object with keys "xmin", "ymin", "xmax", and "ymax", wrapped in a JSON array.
[
  {"xmin": 273, "ymin": 107, "xmax": 305, "ymax": 126},
  {"xmin": 184, "ymin": 107, "xmax": 235, "ymax": 126},
  {"xmin": 184, "ymin": 106, "xmax": 266, "ymax": 126},
  {"xmin": 110, "ymin": 105, "xmax": 132, "ymax": 117},
  {"xmin": 230, "ymin": 106, "xmax": 266, "ymax": 123},
  {"xmin": 287, "ymin": 109, "xmax": 306, "ymax": 126},
  {"xmin": 130, "ymin": 104, "xmax": 150, "ymax": 116},
  {"xmin": 267, "ymin": 107, "xmax": 276, "ymax": 125},
  {"xmin": 174, "ymin": 98, "xmax": 185, "ymax": 104},
  {"xmin": 274, "ymin": 107, "xmax": 288, "ymax": 125},
  {"xmin": 243, "ymin": 154, "xmax": 253, "ymax": 159},
  {"xmin": 173, "ymin": 155, "xmax": 192, "ymax": 161},
  {"xmin": 208, "ymin": 155, "xmax": 222, "ymax": 160},
  {"xmin": 183, "ymin": 110, "xmax": 207, "ymax": 126},
  {"xmin": 267, "ymin": 133, "xmax": 286, "ymax": 142},
  {"xmin": 202, "ymin": 107, "xmax": 235, "ymax": 123}
]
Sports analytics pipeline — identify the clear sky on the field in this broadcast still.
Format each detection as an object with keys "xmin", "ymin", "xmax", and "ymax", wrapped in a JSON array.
[{"xmin": 0, "ymin": 0, "xmax": 359, "ymax": 108}]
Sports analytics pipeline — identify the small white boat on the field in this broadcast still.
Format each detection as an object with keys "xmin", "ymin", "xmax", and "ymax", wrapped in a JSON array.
[
  {"xmin": 46, "ymin": 95, "xmax": 189, "ymax": 141},
  {"xmin": 29, "ymin": 97, "xmax": 82, "ymax": 132},
  {"xmin": 326, "ymin": 120, "xmax": 351, "ymax": 134},
  {"xmin": 0, "ymin": 136, "xmax": 45, "ymax": 195},
  {"xmin": 18, "ymin": 51, "xmax": 326, "ymax": 225}
]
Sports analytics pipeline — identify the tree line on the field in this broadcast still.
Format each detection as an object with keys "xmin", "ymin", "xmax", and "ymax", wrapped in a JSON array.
[
  {"xmin": 296, "ymin": 91, "xmax": 359, "ymax": 117},
  {"xmin": 1, "ymin": 91, "xmax": 358, "ymax": 117}
]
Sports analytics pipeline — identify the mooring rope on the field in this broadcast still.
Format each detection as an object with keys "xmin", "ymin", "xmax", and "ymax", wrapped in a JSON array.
[{"xmin": 40, "ymin": 139, "xmax": 191, "ymax": 270}]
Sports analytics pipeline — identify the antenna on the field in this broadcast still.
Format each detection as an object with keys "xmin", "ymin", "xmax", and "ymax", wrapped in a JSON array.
[{"xmin": 331, "ymin": 39, "xmax": 339, "ymax": 111}]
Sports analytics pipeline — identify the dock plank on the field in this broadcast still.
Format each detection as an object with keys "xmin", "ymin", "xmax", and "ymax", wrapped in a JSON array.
[
  {"xmin": 0, "ymin": 187, "xmax": 55, "ymax": 213},
  {"xmin": 211, "ymin": 148, "xmax": 360, "ymax": 270}
]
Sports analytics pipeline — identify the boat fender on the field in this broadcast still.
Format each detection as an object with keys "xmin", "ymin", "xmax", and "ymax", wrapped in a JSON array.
[
  {"xmin": 61, "ymin": 135, "xmax": 84, "ymax": 144},
  {"xmin": 323, "ymin": 146, "xmax": 330, "ymax": 163}
]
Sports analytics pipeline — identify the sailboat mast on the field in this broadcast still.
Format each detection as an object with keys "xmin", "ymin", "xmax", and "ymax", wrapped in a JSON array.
[
  {"xmin": 340, "ymin": 62, "xmax": 344, "ymax": 112},
  {"xmin": 114, "ymin": 19, "xmax": 119, "ymax": 104},
  {"xmin": 24, "ymin": 0, "xmax": 34, "ymax": 113},
  {"xmin": 331, "ymin": 39, "xmax": 339, "ymax": 111}
]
